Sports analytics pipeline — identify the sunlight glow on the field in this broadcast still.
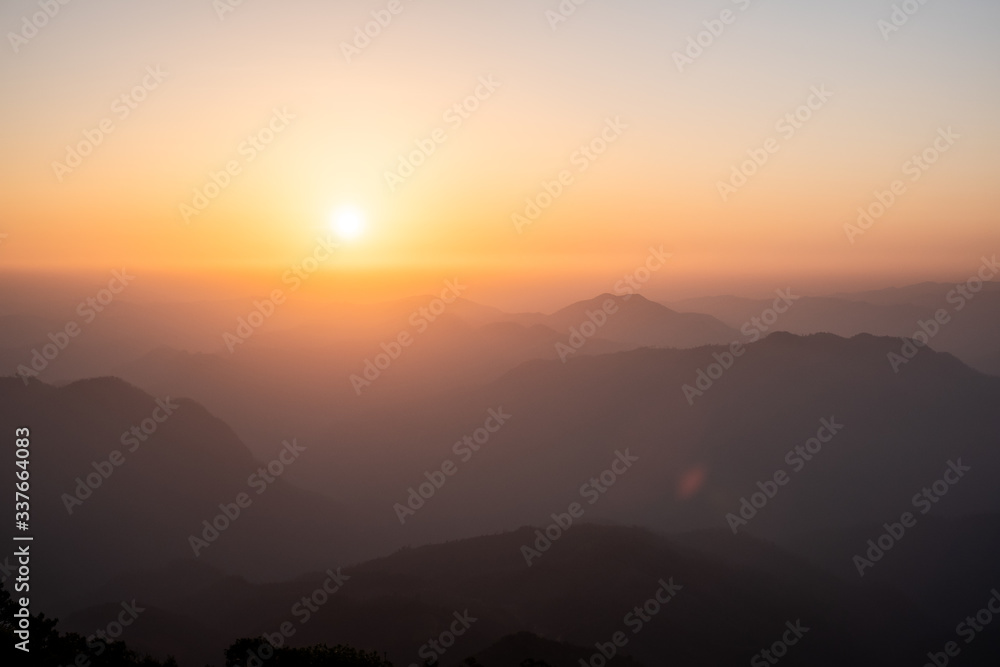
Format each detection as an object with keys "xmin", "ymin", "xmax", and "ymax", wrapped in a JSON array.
[{"xmin": 332, "ymin": 207, "xmax": 366, "ymax": 241}]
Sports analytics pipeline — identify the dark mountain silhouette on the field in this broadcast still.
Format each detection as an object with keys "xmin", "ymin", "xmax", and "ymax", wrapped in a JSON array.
[
  {"xmin": 670, "ymin": 294, "xmax": 926, "ymax": 337},
  {"xmin": 542, "ymin": 293, "xmax": 736, "ymax": 349},
  {"xmin": 672, "ymin": 288, "xmax": 1000, "ymax": 374},
  {"xmin": 0, "ymin": 376, "xmax": 360, "ymax": 615},
  {"xmin": 226, "ymin": 331, "xmax": 998, "ymax": 560},
  {"xmin": 18, "ymin": 330, "xmax": 997, "ymax": 587},
  {"xmin": 3, "ymin": 283, "xmax": 999, "ymax": 666},
  {"xmin": 46, "ymin": 525, "xmax": 952, "ymax": 667}
]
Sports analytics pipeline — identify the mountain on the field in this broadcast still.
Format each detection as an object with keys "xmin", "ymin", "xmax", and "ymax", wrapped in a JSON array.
[
  {"xmin": 3, "ymin": 314, "xmax": 1000, "ymax": 664},
  {"xmin": 671, "ymin": 284, "xmax": 1000, "ymax": 374},
  {"xmin": 107, "ymin": 330, "xmax": 1000, "ymax": 569},
  {"xmin": 238, "ymin": 331, "xmax": 997, "ymax": 558},
  {"xmin": 829, "ymin": 280, "xmax": 1000, "ymax": 307},
  {"xmin": 669, "ymin": 294, "xmax": 926, "ymax": 337},
  {"xmin": 10, "ymin": 331, "xmax": 999, "ymax": 605},
  {"xmin": 0, "ymin": 376, "xmax": 360, "ymax": 615},
  {"xmin": 52, "ymin": 525, "xmax": 951, "ymax": 667},
  {"xmin": 543, "ymin": 293, "xmax": 737, "ymax": 349}
]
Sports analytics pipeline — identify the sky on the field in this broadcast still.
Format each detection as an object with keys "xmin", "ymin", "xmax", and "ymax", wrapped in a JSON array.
[{"xmin": 1, "ymin": 0, "xmax": 998, "ymax": 310}]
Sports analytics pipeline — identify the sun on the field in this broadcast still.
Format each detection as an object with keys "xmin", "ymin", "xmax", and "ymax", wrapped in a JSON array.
[{"xmin": 331, "ymin": 206, "xmax": 366, "ymax": 241}]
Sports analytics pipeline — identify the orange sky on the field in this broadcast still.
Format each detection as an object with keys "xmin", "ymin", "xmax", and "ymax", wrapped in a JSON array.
[{"xmin": 1, "ymin": 0, "xmax": 998, "ymax": 309}]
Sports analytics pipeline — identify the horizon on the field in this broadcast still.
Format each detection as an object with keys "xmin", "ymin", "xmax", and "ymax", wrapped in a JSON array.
[
  {"xmin": 3, "ymin": 0, "xmax": 999, "ymax": 309},
  {"xmin": 4, "ymin": 264, "xmax": 999, "ymax": 314}
]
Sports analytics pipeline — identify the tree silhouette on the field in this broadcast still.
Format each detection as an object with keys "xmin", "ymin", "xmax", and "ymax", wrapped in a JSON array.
[{"xmin": 1, "ymin": 585, "xmax": 177, "ymax": 666}]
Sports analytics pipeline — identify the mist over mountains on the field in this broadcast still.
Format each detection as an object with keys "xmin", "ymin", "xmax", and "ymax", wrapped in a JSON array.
[{"xmin": 2, "ymin": 281, "xmax": 999, "ymax": 665}]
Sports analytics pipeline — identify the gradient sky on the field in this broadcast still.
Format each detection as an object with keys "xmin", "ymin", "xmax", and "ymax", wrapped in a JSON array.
[{"xmin": 1, "ymin": 0, "xmax": 998, "ymax": 309}]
